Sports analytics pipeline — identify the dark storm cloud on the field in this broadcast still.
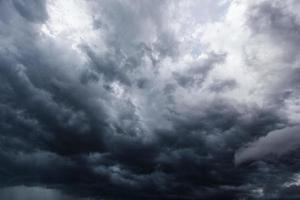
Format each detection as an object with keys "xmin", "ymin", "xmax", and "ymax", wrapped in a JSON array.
[
  {"xmin": 241, "ymin": 0, "xmax": 300, "ymax": 154},
  {"xmin": 233, "ymin": 0, "xmax": 300, "ymax": 198},
  {"xmin": 0, "ymin": 0, "xmax": 300, "ymax": 199}
]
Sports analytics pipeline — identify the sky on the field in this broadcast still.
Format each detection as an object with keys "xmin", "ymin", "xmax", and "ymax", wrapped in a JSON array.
[{"xmin": 1, "ymin": 0, "xmax": 300, "ymax": 199}]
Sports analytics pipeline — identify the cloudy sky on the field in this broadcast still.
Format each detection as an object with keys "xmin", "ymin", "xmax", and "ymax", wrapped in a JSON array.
[{"xmin": 1, "ymin": 0, "xmax": 300, "ymax": 199}]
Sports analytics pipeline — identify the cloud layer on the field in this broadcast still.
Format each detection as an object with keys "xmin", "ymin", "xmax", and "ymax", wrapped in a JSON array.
[{"xmin": 1, "ymin": 0, "xmax": 300, "ymax": 199}]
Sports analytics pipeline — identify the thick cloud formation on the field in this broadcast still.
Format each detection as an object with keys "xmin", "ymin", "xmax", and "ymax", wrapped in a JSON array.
[
  {"xmin": 1, "ymin": 0, "xmax": 300, "ymax": 199},
  {"xmin": 235, "ymin": 125, "xmax": 300, "ymax": 165}
]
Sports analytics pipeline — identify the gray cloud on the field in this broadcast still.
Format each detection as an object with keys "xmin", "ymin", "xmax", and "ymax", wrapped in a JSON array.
[
  {"xmin": 235, "ymin": 125, "xmax": 300, "ymax": 165},
  {"xmin": 209, "ymin": 78, "xmax": 237, "ymax": 92},
  {"xmin": 1, "ymin": 0, "xmax": 300, "ymax": 199},
  {"xmin": 12, "ymin": 0, "xmax": 48, "ymax": 23},
  {"xmin": 0, "ymin": 186, "xmax": 84, "ymax": 200}
]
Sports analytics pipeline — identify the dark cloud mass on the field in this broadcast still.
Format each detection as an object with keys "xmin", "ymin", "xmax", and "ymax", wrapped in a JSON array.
[{"xmin": 1, "ymin": 0, "xmax": 300, "ymax": 199}]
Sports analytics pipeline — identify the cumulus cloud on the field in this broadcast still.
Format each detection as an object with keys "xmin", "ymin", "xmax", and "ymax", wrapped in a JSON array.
[{"xmin": 1, "ymin": 0, "xmax": 300, "ymax": 199}]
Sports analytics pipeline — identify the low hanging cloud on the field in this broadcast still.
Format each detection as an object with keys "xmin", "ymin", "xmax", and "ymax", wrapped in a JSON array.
[
  {"xmin": 1, "ymin": 0, "xmax": 300, "ymax": 199},
  {"xmin": 235, "ymin": 125, "xmax": 300, "ymax": 165}
]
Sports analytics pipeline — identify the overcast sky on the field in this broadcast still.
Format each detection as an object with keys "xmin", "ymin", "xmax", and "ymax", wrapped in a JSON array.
[{"xmin": 1, "ymin": 0, "xmax": 300, "ymax": 199}]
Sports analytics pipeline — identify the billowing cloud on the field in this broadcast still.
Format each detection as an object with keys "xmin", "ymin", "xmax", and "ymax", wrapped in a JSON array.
[
  {"xmin": 235, "ymin": 125, "xmax": 300, "ymax": 165},
  {"xmin": 1, "ymin": 0, "xmax": 300, "ymax": 199}
]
